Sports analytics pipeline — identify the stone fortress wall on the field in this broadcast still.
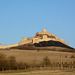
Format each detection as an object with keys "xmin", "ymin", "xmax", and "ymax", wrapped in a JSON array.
[
  {"xmin": 0, "ymin": 29, "xmax": 68, "ymax": 49},
  {"xmin": 18, "ymin": 37, "xmax": 32, "ymax": 45},
  {"xmin": 0, "ymin": 44, "xmax": 18, "ymax": 49},
  {"xmin": 32, "ymin": 38, "xmax": 68, "ymax": 45},
  {"xmin": 19, "ymin": 29, "xmax": 68, "ymax": 46}
]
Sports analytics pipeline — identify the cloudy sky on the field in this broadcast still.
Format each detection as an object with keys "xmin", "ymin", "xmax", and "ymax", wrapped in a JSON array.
[{"xmin": 0, "ymin": 0, "xmax": 75, "ymax": 48}]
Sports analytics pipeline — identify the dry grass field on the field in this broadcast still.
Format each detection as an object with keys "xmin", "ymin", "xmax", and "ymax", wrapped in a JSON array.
[
  {"xmin": 0, "ymin": 49, "xmax": 75, "ymax": 75},
  {"xmin": 0, "ymin": 70, "xmax": 75, "ymax": 75},
  {"xmin": 0, "ymin": 49, "xmax": 75, "ymax": 64}
]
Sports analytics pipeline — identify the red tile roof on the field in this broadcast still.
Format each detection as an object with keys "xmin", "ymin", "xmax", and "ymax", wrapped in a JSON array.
[{"xmin": 34, "ymin": 35, "xmax": 38, "ymax": 38}]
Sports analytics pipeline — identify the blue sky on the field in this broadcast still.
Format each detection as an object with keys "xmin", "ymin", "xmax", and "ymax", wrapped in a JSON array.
[{"xmin": 0, "ymin": 0, "xmax": 75, "ymax": 48}]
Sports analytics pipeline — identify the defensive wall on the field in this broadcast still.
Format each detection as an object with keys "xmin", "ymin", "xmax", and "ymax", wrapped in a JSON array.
[
  {"xmin": 0, "ymin": 44, "xmax": 18, "ymax": 49},
  {"xmin": 18, "ymin": 37, "xmax": 68, "ymax": 46},
  {"xmin": 0, "ymin": 29, "xmax": 69, "ymax": 49},
  {"xmin": 31, "ymin": 38, "xmax": 68, "ymax": 45},
  {"xmin": 0, "ymin": 39, "xmax": 68, "ymax": 49}
]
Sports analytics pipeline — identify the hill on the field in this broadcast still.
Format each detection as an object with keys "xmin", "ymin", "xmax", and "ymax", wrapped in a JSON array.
[
  {"xmin": 34, "ymin": 40, "xmax": 74, "ymax": 49},
  {"xmin": 0, "ymin": 49, "xmax": 75, "ymax": 64},
  {"xmin": 10, "ymin": 40, "xmax": 75, "ymax": 52}
]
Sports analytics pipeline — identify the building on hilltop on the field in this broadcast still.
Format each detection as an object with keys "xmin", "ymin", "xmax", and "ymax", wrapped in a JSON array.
[
  {"xmin": 0, "ymin": 29, "xmax": 68, "ymax": 49},
  {"xmin": 0, "ymin": 29, "xmax": 69, "ymax": 49},
  {"xmin": 19, "ymin": 29, "xmax": 68, "ymax": 46}
]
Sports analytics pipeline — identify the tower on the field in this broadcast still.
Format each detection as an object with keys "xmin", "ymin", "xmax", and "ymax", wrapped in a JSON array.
[
  {"xmin": 43, "ymin": 29, "xmax": 47, "ymax": 32},
  {"xmin": 42, "ymin": 29, "xmax": 47, "ymax": 39}
]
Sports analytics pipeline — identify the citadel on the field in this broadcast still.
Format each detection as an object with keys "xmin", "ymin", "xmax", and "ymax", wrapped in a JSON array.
[{"xmin": 0, "ymin": 29, "xmax": 68, "ymax": 49}]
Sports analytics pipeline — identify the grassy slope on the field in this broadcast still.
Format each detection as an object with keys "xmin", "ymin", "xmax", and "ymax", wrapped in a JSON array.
[
  {"xmin": 11, "ymin": 44, "xmax": 75, "ymax": 52},
  {"xmin": 10, "ymin": 41, "xmax": 75, "ymax": 52},
  {"xmin": 0, "ymin": 49, "xmax": 75, "ymax": 64},
  {"xmin": 34, "ymin": 40, "xmax": 74, "ymax": 49}
]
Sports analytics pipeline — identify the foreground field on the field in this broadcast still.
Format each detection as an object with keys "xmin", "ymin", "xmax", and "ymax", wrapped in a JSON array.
[
  {"xmin": 0, "ymin": 49, "xmax": 75, "ymax": 74},
  {"xmin": 0, "ymin": 70, "xmax": 75, "ymax": 75}
]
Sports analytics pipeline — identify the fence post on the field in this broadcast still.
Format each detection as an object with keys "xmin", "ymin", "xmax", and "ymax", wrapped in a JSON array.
[{"xmin": 60, "ymin": 55, "xmax": 63, "ymax": 69}]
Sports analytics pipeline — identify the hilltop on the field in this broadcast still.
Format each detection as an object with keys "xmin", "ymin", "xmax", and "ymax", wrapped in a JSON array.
[
  {"xmin": 11, "ymin": 40, "xmax": 75, "ymax": 52},
  {"xmin": 0, "ymin": 29, "xmax": 74, "ymax": 52}
]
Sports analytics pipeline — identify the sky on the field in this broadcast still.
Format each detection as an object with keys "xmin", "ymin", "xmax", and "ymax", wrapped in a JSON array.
[{"xmin": 0, "ymin": 0, "xmax": 75, "ymax": 48}]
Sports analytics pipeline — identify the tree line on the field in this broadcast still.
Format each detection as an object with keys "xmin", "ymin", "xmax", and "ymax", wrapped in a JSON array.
[{"xmin": 0, "ymin": 53, "xmax": 75, "ymax": 71}]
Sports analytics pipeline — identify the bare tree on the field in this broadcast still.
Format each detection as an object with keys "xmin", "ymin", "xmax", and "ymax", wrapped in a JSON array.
[
  {"xmin": 9, "ymin": 56, "xmax": 17, "ymax": 70},
  {"xmin": 42, "ymin": 56, "xmax": 51, "ymax": 67}
]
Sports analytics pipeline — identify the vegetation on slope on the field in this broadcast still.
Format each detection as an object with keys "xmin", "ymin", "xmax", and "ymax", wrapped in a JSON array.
[
  {"xmin": 0, "ymin": 53, "xmax": 28, "ymax": 71},
  {"xmin": 10, "ymin": 40, "xmax": 75, "ymax": 52},
  {"xmin": 0, "ymin": 52, "xmax": 75, "ymax": 71},
  {"xmin": 34, "ymin": 40, "xmax": 74, "ymax": 49}
]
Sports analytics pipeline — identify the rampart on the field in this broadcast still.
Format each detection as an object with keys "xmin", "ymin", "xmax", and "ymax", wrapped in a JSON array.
[
  {"xmin": 33, "ymin": 38, "xmax": 68, "ymax": 45},
  {"xmin": 0, "ymin": 44, "xmax": 18, "ymax": 49}
]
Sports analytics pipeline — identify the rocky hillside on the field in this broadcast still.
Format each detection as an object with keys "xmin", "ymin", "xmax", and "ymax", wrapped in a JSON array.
[{"xmin": 34, "ymin": 40, "xmax": 74, "ymax": 49}]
